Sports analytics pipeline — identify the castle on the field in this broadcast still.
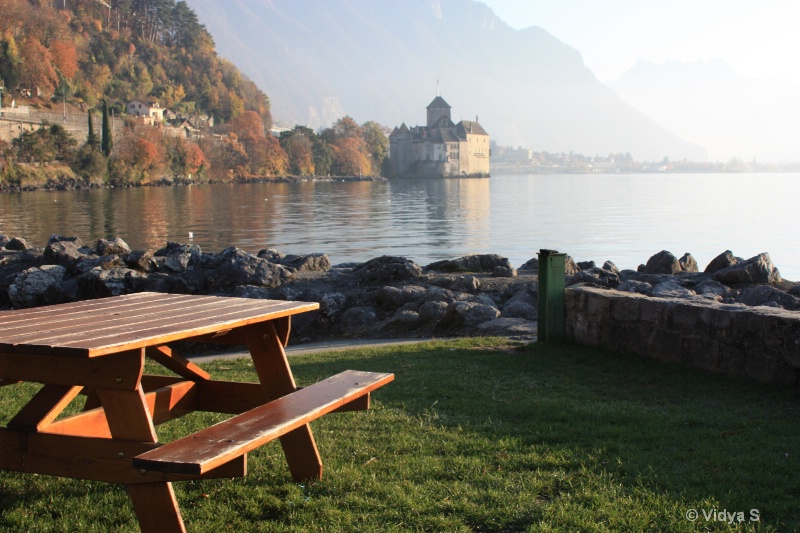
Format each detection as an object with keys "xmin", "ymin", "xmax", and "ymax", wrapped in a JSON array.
[{"xmin": 389, "ymin": 96, "xmax": 490, "ymax": 178}]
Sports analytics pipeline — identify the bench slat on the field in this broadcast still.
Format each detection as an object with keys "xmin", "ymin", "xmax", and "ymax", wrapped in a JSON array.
[{"xmin": 132, "ymin": 370, "xmax": 393, "ymax": 475}]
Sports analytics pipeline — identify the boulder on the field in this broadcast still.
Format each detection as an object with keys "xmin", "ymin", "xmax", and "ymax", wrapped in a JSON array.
[
  {"xmin": 643, "ymin": 250, "xmax": 681, "ymax": 275},
  {"xmin": 736, "ymin": 285, "xmax": 800, "ymax": 310},
  {"xmin": 493, "ymin": 266, "xmax": 517, "ymax": 278},
  {"xmin": 124, "ymin": 249, "xmax": 157, "ymax": 273},
  {"xmin": 616, "ymin": 280, "xmax": 652, "ymax": 294},
  {"xmin": 564, "ymin": 255, "xmax": 580, "ymax": 275},
  {"xmin": 568, "ymin": 267, "xmax": 620, "ymax": 288},
  {"xmin": 43, "ymin": 235, "xmax": 87, "ymax": 267},
  {"xmin": 518, "ymin": 257, "xmax": 538, "ymax": 272},
  {"xmin": 650, "ymin": 279, "xmax": 696, "ymax": 298},
  {"xmin": 450, "ymin": 275, "xmax": 481, "ymax": 293},
  {"xmin": 602, "ymin": 261, "xmax": 619, "ymax": 274},
  {"xmin": 477, "ymin": 317, "xmax": 537, "ymax": 338},
  {"xmin": 8, "ymin": 265, "xmax": 69, "ymax": 308},
  {"xmin": 679, "ymin": 253, "xmax": 699, "ymax": 272},
  {"xmin": 694, "ymin": 280, "xmax": 731, "ymax": 299},
  {"xmin": 5, "ymin": 237, "xmax": 28, "ymax": 251},
  {"xmin": 76, "ymin": 267, "xmax": 148, "ymax": 299},
  {"xmin": 277, "ymin": 253, "xmax": 331, "ymax": 272},
  {"xmin": 418, "ymin": 300, "xmax": 449, "ymax": 323},
  {"xmin": 375, "ymin": 285, "xmax": 426, "ymax": 310},
  {"xmin": 712, "ymin": 253, "xmax": 781, "ymax": 285},
  {"xmin": 438, "ymin": 301, "xmax": 500, "ymax": 329},
  {"xmin": 704, "ymin": 250, "xmax": 742, "ymax": 274},
  {"xmin": 206, "ymin": 247, "xmax": 293, "ymax": 289},
  {"xmin": 353, "ymin": 256, "xmax": 424, "ymax": 282},
  {"xmin": 501, "ymin": 300, "xmax": 537, "ymax": 320},
  {"xmin": 96, "ymin": 237, "xmax": 131, "ymax": 256},
  {"xmin": 577, "ymin": 260, "xmax": 595, "ymax": 270},
  {"xmin": 426, "ymin": 254, "xmax": 511, "ymax": 273},
  {"xmin": 339, "ymin": 306, "xmax": 378, "ymax": 335}
]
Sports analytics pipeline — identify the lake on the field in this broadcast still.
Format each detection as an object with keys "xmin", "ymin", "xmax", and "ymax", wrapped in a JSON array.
[{"xmin": 1, "ymin": 173, "xmax": 797, "ymax": 280}]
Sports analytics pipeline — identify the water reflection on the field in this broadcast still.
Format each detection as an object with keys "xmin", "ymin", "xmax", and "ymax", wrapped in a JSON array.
[{"xmin": 0, "ymin": 174, "xmax": 798, "ymax": 279}]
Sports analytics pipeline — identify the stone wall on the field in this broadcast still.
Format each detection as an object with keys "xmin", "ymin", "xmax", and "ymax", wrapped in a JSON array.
[{"xmin": 565, "ymin": 285, "xmax": 800, "ymax": 384}]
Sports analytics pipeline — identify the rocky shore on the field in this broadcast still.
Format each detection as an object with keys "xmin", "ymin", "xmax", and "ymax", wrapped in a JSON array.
[{"xmin": 1, "ymin": 234, "xmax": 798, "ymax": 345}]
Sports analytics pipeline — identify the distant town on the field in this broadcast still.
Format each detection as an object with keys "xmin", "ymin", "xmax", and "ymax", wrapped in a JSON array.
[{"xmin": 491, "ymin": 144, "xmax": 800, "ymax": 174}]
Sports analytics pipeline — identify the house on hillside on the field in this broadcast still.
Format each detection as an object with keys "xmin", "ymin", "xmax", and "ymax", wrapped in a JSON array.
[
  {"xmin": 126, "ymin": 98, "xmax": 165, "ymax": 126},
  {"xmin": 389, "ymin": 96, "xmax": 490, "ymax": 178}
]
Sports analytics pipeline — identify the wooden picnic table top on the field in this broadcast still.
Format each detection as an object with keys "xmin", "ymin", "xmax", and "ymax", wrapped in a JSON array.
[{"xmin": 0, "ymin": 292, "xmax": 319, "ymax": 358}]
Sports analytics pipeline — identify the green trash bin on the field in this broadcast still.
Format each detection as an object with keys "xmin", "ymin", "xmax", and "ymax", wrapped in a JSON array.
[{"xmin": 537, "ymin": 249, "xmax": 566, "ymax": 341}]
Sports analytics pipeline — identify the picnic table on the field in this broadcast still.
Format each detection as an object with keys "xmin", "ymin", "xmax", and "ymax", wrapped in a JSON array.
[{"xmin": 0, "ymin": 292, "xmax": 393, "ymax": 532}]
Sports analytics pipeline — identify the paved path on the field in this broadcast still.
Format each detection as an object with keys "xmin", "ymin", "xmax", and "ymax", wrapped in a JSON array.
[{"xmin": 189, "ymin": 338, "xmax": 434, "ymax": 363}]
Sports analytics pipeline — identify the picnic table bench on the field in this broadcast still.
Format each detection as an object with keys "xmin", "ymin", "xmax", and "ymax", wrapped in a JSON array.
[{"xmin": 0, "ymin": 292, "xmax": 393, "ymax": 532}]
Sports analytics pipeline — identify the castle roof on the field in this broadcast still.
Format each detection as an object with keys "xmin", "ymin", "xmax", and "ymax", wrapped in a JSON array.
[
  {"xmin": 456, "ymin": 120, "xmax": 488, "ymax": 137},
  {"xmin": 426, "ymin": 96, "xmax": 451, "ymax": 109}
]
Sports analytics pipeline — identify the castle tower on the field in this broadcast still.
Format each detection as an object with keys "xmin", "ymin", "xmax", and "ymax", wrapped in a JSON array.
[{"xmin": 426, "ymin": 96, "xmax": 451, "ymax": 128}]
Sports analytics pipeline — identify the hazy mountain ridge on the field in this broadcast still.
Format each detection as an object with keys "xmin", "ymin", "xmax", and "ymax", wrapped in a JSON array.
[
  {"xmin": 609, "ymin": 59, "xmax": 800, "ymax": 162},
  {"xmin": 186, "ymin": 0, "xmax": 706, "ymax": 161}
]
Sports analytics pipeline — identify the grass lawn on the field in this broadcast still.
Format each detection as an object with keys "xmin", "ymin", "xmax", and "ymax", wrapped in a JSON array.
[{"xmin": 1, "ymin": 337, "xmax": 798, "ymax": 532}]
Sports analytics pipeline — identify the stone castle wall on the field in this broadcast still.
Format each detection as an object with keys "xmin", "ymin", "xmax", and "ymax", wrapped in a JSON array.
[{"xmin": 565, "ymin": 286, "xmax": 800, "ymax": 384}]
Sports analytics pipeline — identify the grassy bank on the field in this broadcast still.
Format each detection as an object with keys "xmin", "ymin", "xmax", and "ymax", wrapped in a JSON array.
[{"xmin": 1, "ymin": 338, "xmax": 798, "ymax": 531}]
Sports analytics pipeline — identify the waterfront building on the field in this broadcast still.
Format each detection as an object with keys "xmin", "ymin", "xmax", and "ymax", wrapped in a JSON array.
[{"xmin": 389, "ymin": 96, "xmax": 490, "ymax": 178}]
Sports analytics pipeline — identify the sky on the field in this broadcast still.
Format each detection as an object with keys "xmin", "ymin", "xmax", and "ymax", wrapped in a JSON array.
[{"xmin": 481, "ymin": 0, "xmax": 800, "ymax": 84}]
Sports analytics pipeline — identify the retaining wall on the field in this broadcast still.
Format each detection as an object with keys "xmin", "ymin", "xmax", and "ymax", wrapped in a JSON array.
[{"xmin": 565, "ymin": 286, "xmax": 800, "ymax": 384}]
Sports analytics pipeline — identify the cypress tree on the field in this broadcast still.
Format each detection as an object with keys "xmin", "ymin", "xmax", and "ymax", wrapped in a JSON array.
[
  {"xmin": 101, "ymin": 100, "xmax": 113, "ymax": 156},
  {"xmin": 87, "ymin": 108, "xmax": 98, "ymax": 148}
]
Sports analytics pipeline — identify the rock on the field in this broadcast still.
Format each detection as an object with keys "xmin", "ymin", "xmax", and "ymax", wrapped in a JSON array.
[
  {"xmin": 8, "ymin": 265, "xmax": 69, "ymax": 308},
  {"xmin": 568, "ymin": 267, "xmax": 620, "ymax": 288},
  {"xmin": 43, "ymin": 235, "xmax": 87, "ymax": 267},
  {"xmin": 518, "ymin": 257, "xmax": 538, "ymax": 272},
  {"xmin": 451, "ymin": 275, "xmax": 481, "ymax": 293},
  {"xmin": 426, "ymin": 254, "xmax": 511, "ymax": 273},
  {"xmin": 650, "ymin": 279, "xmax": 695, "ymax": 298},
  {"xmin": 493, "ymin": 266, "xmax": 517, "ymax": 278},
  {"xmin": 617, "ymin": 280, "xmax": 652, "ymax": 294},
  {"xmin": 206, "ymin": 247, "xmax": 293, "ymax": 289},
  {"xmin": 577, "ymin": 260, "xmax": 595, "ymax": 270},
  {"xmin": 0, "ymin": 235, "xmax": 7, "ymax": 248},
  {"xmin": 501, "ymin": 300, "xmax": 537, "ymax": 320},
  {"xmin": 124, "ymin": 249, "xmax": 157, "ymax": 272},
  {"xmin": 789, "ymin": 285, "xmax": 800, "ymax": 298},
  {"xmin": 736, "ymin": 285, "xmax": 800, "ymax": 310},
  {"xmin": 96, "ymin": 237, "xmax": 131, "ymax": 256},
  {"xmin": 564, "ymin": 255, "xmax": 580, "ymax": 275},
  {"xmin": 477, "ymin": 317, "xmax": 537, "ymax": 338},
  {"xmin": 679, "ymin": 253, "xmax": 699, "ymax": 272},
  {"xmin": 277, "ymin": 253, "xmax": 331, "ymax": 272},
  {"xmin": 375, "ymin": 285, "xmax": 426, "ymax": 309},
  {"xmin": 418, "ymin": 300, "xmax": 449, "ymax": 323},
  {"xmin": 602, "ymin": 261, "xmax": 619, "ymax": 274},
  {"xmin": 694, "ymin": 280, "xmax": 731, "ymax": 298},
  {"xmin": 712, "ymin": 253, "xmax": 781, "ymax": 285},
  {"xmin": 5, "ymin": 237, "xmax": 28, "ymax": 251},
  {"xmin": 387, "ymin": 309, "xmax": 420, "ymax": 329},
  {"xmin": 71, "ymin": 254, "xmax": 124, "ymax": 276},
  {"xmin": 339, "ymin": 306, "xmax": 378, "ymax": 335},
  {"xmin": 643, "ymin": 250, "xmax": 681, "ymax": 275},
  {"xmin": 704, "ymin": 250, "xmax": 742, "ymax": 273},
  {"xmin": 257, "ymin": 248, "xmax": 285, "ymax": 262},
  {"xmin": 438, "ymin": 301, "xmax": 500, "ymax": 329},
  {"xmin": 353, "ymin": 256, "xmax": 424, "ymax": 282},
  {"xmin": 76, "ymin": 266, "xmax": 149, "ymax": 299}
]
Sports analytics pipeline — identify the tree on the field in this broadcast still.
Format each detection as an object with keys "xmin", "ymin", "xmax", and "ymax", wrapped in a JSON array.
[
  {"xmin": 49, "ymin": 40, "xmax": 79, "ymax": 80},
  {"xmin": 87, "ymin": 109, "xmax": 98, "ymax": 148},
  {"xmin": 361, "ymin": 121, "xmax": 389, "ymax": 175},
  {"xmin": 19, "ymin": 37, "xmax": 58, "ymax": 94},
  {"xmin": 101, "ymin": 100, "xmax": 113, "ymax": 156}
]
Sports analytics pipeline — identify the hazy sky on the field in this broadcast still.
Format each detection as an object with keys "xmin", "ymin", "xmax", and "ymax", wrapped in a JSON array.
[{"xmin": 481, "ymin": 0, "xmax": 800, "ymax": 84}]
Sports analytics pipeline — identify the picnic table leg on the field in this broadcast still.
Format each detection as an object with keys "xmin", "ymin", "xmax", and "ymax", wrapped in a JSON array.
[
  {"xmin": 244, "ymin": 319, "xmax": 324, "ymax": 481},
  {"xmin": 98, "ymin": 385, "xmax": 187, "ymax": 533}
]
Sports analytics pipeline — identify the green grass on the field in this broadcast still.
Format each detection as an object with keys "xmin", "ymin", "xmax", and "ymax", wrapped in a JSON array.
[{"xmin": 1, "ymin": 338, "xmax": 799, "ymax": 531}]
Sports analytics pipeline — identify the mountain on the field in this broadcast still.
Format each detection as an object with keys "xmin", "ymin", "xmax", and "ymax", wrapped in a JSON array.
[
  {"xmin": 184, "ymin": 0, "xmax": 706, "ymax": 161},
  {"xmin": 609, "ymin": 59, "xmax": 800, "ymax": 162}
]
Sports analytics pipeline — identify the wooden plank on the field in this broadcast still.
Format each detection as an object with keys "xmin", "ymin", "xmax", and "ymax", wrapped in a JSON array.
[
  {"xmin": 47, "ymin": 381, "xmax": 199, "ymax": 437},
  {"xmin": 0, "ymin": 292, "xmax": 172, "ymax": 325},
  {"xmin": 16, "ymin": 300, "xmax": 318, "ymax": 357},
  {"xmin": 0, "ymin": 348, "xmax": 144, "ymax": 390},
  {"xmin": 0, "ymin": 430, "xmax": 245, "ymax": 484},
  {"xmin": 128, "ymin": 483, "xmax": 186, "ymax": 533},
  {"xmin": 1, "ymin": 298, "xmax": 311, "ymax": 354},
  {"xmin": 97, "ymin": 387, "xmax": 158, "ymax": 443},
  {"xmin": 7, "ymin": 384, "xmax": 83, "ymax": 431},
  {"xmin": 145, "ymin": 346, "xmax": 210, "ymax": 381},
  {"xmin": 133, "ymin": 370, "xmax": 394, "ymax": 475}
]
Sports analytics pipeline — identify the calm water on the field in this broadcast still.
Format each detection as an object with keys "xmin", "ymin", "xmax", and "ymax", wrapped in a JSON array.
[{"xmin": 1, "ymin": 173, "xmax": 798, "ymax": 280}]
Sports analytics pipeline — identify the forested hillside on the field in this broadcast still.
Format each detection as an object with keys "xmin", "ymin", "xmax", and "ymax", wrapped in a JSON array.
[{"xmin": 0, "ymin": 0, "xmax": 389, "ymax": 186}]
